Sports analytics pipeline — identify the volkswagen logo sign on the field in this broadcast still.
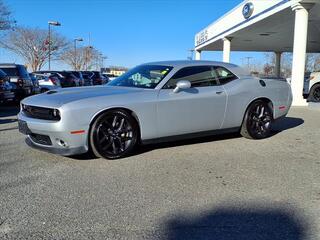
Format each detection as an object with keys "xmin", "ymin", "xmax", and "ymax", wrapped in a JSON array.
[{"xmin": 242, "ymin": 2, "xmax": 254, "ymax": 19}]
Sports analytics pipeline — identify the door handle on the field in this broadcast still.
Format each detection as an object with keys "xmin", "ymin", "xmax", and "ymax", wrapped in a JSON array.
[{"xmin": 216, "ymin": 91, "xmax": 224, "ymax": 94}]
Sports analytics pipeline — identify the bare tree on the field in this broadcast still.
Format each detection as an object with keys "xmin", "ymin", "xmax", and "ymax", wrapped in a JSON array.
[
  {"xmin": 306, "ymin": 53, "xmax": 320, "ymax": 72},
  {"xmin": 0, "ymin": 0, "xmax": 15, "ymax": 31},
  {"xmin": 264, "ymin": 52, "xmax": 320, "ymax": 76},
  {"xmin": 0, "ymin": 26, "xmax": 68, "ymax": 71},
  {"xmin": 263, "ymin": 52, "xmax": 292, "ymax": 77},
  {"xmin": 60, "ymin": 45, "xmax": 102, "ymax": 71}
]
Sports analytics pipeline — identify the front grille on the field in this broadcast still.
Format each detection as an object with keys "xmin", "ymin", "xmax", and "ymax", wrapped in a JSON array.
[
  {"xmin": 22, "ymin": 105, "xmax": 60, "ymax": 121},
  {"xmin": 29, "ymin": 133, "xmax": 52, "ymax": 146}
]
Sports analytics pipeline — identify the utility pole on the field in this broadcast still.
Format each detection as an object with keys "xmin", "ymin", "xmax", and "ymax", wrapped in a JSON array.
[
  {"xmin": 244, "ymin": 57, "xmax": 253, "ymax": 70},
  {"xmin": 187, "ymin": 49, "xmax": 194, "ymax": 60}
]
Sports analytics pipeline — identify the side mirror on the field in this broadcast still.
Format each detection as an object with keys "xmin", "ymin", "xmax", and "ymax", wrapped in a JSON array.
[{"xmin": 173, "ymin": 80, "xmax": 191, "ymax": 93}]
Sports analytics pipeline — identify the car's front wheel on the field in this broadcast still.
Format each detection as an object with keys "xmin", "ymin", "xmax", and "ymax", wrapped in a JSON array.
[
  {"xmin": 240, "ymin": 100, "xmax": 273, "ymax": 139},
  {"xmin": 90, "ymin": 110, "xmax": 139, "ymax": 159}
]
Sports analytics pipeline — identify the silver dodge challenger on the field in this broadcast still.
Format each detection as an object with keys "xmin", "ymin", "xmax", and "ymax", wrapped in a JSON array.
[{"xmin": 18, "ymin": 61, "xmax": 292, "ymax": 159}]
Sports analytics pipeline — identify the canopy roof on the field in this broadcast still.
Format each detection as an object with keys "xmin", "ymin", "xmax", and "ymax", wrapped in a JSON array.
[{"xmin": 195, "ymin": 0, "xmax": 320, "ymax": 53}]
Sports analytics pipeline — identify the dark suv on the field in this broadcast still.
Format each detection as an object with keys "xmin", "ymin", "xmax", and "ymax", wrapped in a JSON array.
[
  {"xmin": 0, "ymin": 64, "xmax": 33, "ymax": 99},
  {"xmin": 91, "ymin": 71, "xmax": 109, "ymax": 85},
  {"xmin": 58, "ymin": 71, "xmax": 81, "ymax": 87},
  {"xmin": 70, "ymin": 71, "xmax": 85, "ymax": 86}
]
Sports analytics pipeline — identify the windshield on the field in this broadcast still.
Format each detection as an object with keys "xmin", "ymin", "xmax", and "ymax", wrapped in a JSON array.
[{"xmin": 107, "ymin": 65, "xmax": 173, "ymax": 89}]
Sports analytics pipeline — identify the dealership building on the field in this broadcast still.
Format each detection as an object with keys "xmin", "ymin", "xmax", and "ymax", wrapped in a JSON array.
[{"xmin": 194, "ymin": 0, "xmax": 320, "ymax": 106}]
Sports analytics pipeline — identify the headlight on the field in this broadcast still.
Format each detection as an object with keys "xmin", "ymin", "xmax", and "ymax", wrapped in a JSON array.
[
  {"xmin": 52, "ymin": 109, "xmax": 60, "ymax": 118},
  {"xmin": 22, "ymin": 104, "xmax": 61, "ymax": 121}
]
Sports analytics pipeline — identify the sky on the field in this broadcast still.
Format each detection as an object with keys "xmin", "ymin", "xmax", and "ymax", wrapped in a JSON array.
[{"xmin": 2, "ymin": 0, "xmax": 264, "ymax": 70}]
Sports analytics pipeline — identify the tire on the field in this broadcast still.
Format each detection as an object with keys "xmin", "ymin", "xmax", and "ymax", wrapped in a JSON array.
[
  {"xmin": 308, "ymin": 84, "xmax": 320, "ymax": 102},
  {"xmin": 89, "ymin": 110, "xmax": 139, "ymax": 159},
  {"xmin": 240, "ymin": 100, "xmax": 273, "ymax": 139}
]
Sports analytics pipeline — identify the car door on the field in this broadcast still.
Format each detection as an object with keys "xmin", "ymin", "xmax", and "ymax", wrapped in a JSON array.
[{"xmin": 157, "ymin": 66, "xmax": 227, "ymax": 138}]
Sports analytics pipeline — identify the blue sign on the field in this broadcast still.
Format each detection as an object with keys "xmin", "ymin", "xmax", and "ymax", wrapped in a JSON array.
[{"xmin": 242, "ymin": 2, "xmax": 254, "ymax": 19}]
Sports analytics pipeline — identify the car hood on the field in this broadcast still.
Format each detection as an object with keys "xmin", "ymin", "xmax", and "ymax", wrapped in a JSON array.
[{"xmin": 22, "ymin": 85, "xmax": 147, "ymax": 108}]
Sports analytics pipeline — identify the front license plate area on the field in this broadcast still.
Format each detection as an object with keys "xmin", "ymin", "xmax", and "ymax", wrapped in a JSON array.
[{"xmin": 18, "ymin": 120, "xmax": 31, "ymax": 135}]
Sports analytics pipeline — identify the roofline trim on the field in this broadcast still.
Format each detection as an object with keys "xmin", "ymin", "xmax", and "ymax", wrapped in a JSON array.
[{"xmin": 195, "ymin": 0, "xmax": 291, "ymax": 50}]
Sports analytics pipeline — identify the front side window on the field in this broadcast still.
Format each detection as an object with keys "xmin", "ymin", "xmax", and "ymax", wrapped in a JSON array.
[
  {"xmin": 107, "ymin": 65, "xmax": 173, "ymax": 89},
  {"xmin": 163, "ymin": 66, "xmax": 219, "ymax": 89},
  {"xmin": 214, "ymin": 66, "xmax": 238, "ymax": 84}
]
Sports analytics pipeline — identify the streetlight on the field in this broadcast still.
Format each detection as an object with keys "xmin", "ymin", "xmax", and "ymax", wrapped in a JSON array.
[
  {"xmin": 85, "ymin": 45, "xmax": 93, "ymax": 71},
  {"xmin": 74, "ymin": 38, "xmax": 83, "ymax": 70},
  {"xmin": 48, "ymin": 21, "xmax": 61, "ymax": 70}
]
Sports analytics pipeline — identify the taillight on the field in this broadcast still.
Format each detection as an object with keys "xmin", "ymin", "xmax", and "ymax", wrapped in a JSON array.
[
  {"xmin": 49, "ymin": 77, "xmax": 57, "ymax": 85},
  {"xmin": 18, "ymin": 78, "xmax": 24, "ymax": 87}
]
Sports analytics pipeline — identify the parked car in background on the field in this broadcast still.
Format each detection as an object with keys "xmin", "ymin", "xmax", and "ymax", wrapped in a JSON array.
[
  {"xmin": 34, "ymin": 71, "xmax": 79, "ymax": 88},
  {"xmin": 29, "ymin": 73, "xmax": 41, "ymax": 94},
  {"xmin": 0, "ymin": 69, "xmax": 15, "ymax": 103},
  {"xmin": 0, "ymin": 64, "xmax": 33, "ymax": 99},
  {"xmin": 304, "ymin": 71, "xmax": 320, "ymax": 102},
  {"xmin": 91, "ymin": 71, "xmax": 109, "ymax": 85},
  {"xmin": 59, "ymin": 71, "xmax": 81, "ymax": 87},
  {"xmin": 103, "ymin": 73, "xmax": 117, "ymax": 81},
  {"xmin": 70, "ymin": 71, "xmax": 85, "ymax": 86},
  {"xmin": 33, "ymin": 72, "xmax": 61, "ymax": 92},
  {"xmin": 80, "ymin": 71, "xmax": 93, "ymax": 86}
]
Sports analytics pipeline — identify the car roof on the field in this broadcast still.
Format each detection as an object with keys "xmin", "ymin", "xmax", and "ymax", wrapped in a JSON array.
[
  {"xmin": 0, "ymin": 63, "xmax": 24, "ymax": 67},
  {"xmin": 142, "ymin": 60, "xmax": 250, "ymax": 77},
  {"xmin": 142, "ymin": 60, "xmax": 236, "ymax": 68}
]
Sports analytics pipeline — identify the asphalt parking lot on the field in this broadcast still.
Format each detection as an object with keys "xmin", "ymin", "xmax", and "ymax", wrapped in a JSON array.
[{"xmin": 0, "ymin": 105, "xmax": 319, "ymax": 239}]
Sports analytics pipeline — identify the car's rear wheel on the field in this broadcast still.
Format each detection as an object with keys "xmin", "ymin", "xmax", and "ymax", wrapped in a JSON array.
[
  {"xmin": 240, "ymin": 100, "xmax": 273, "ymax": 139},
  {"xmin": 308, "ymin": 84, "xmax": 320, "ymax": 102},
  {"xmin": 90, "ymin": 110, "xmax": 139, "ymax": 159}
]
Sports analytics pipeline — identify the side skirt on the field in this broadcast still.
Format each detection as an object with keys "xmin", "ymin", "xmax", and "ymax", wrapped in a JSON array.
[{"xmin": 141, "ymin": 127, "xmax": 240, "ymax": 145}]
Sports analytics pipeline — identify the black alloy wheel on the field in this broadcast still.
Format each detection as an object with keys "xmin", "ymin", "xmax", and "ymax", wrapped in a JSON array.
[
  {"xmin": 241, "ymin": 100, "xmax": 273, "ymax": 139},
  {"xmin": 90, "ymin": 110, "xmax": 139, "ymax": 159}
]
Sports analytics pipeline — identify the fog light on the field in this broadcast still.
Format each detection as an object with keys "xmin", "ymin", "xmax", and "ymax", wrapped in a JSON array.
[{"xmin": 56, "ymin": 139, "xmax": 68, "ymax": 148}]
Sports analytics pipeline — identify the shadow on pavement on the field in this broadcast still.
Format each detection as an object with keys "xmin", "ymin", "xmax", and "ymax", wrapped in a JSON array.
[
  {"xmin": 0, "ymin": 105, "xmax": 20, "ymax": 119},
  {"xmin": 71, "ymin": 117, "xmax": 304, "ymax": 160},
  {"xmin": 0, "ymin": 118, "xmax": 17, "ymax": 125},
  {"xmin": 272, "ymin": 117, "xmax": 304, "ymax": 133},
  {"xmin": 136, "ymin": 132, "xmax": 242, "ymax": 156},
  {"xmin": 70, "ymin": 151, "xmax": 99, "ymax": 160},
  {"xmin": 163, "ymin": 204, "xmax": 308, "ymax": 240}
]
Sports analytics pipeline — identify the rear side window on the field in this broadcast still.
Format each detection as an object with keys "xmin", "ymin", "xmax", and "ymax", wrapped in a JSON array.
[
  {"xmin": 164, "ymin": 66, "xmax": 219, "ymax": 89},
  {"xmin": 0, "ymin": 67, "xmax": 19, "ymax": 76},
  {"xmin": 0, "ymin": 69, "xmax": 7, "ymax": 78},
  {"xmin": 214, "ymin": 66, "xmax": 238, "ymax": 84}
]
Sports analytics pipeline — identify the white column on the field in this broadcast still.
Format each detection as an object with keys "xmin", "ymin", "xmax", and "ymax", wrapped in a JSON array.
[
  {"xmin": 291, "ymin": 3, "xmax": 309, "ymax": 106},
  {"xmin": 195, "ymin": 50, "xmax": 201, "ymax": 60},
  {"xmin": 223, "ymin": 38, "xmax": 232, "ymax": 63},
  {"xmin": 275, "ymin": 52, "xmax": 282, "ymax": 78}
]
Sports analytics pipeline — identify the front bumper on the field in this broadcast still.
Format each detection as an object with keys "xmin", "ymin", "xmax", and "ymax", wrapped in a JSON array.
[
  {"xmin": 17, "ymin": 111, "xmax": 89, "ymax": 156},
  {"xmin": 25, "ymin": 137, "xmax": 87, "ymax": 156}
]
